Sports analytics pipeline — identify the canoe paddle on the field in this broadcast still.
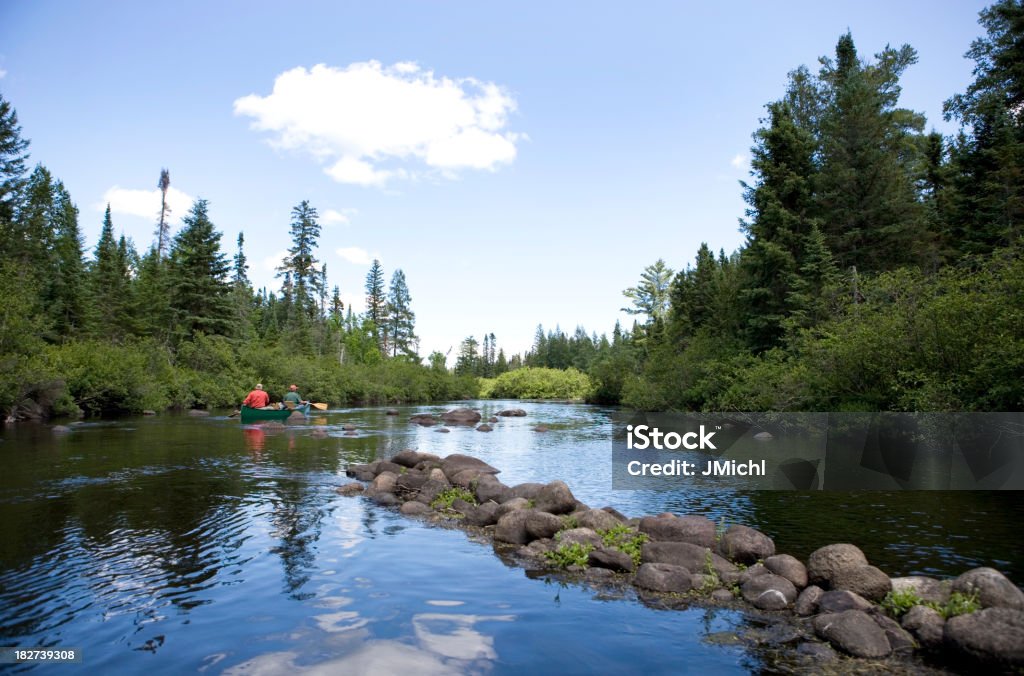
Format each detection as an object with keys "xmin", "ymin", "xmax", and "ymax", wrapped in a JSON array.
[{"xmin": 311, "ymin": 402, "xmax": 328, "ymax": 411}]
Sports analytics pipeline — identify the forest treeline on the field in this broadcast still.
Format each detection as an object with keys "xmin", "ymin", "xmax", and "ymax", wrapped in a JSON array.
[
  {"xmin": 461, "ymin": 3, "xmax": 1023, "ymax": 411},
  {"xmin": 1, "ymin": 2, "xmax": 1022, "ymax": 418}
]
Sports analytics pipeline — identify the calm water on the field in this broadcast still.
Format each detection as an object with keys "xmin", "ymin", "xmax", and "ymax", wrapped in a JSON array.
[{"xmin": 1, "ymin": 401, "xmax": 1021, "ymax": 674}]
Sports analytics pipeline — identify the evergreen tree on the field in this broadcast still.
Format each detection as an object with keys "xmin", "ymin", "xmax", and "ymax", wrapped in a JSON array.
[
  {"xmin": 622, "ymin": 259, "xmax": 674, "ymax": 323},
  {"xmin": 167, "ymin": 198, "xmax": 232, "ymax": 338},
  {"xmin": 455, "ymin": 336, "xmax": 480, "ymax": 375},
  {"xmin": 88, "ymin": 205, "xmax": 131, "ymax": 340},
  {"xmin": 815, "ymin": 33, "xmax": 930, "ymax": 270},
  {"xmin": 329, "ymin": 285, "xmax": 344, "ymax": 321},
  {"xmin": 386, "ymin": 269, "xmax": 417, "ymax": 358},
  {"xmin": 50, "ymin": 182, "xmax": 88, "ymax": 337},
  {"xmin": 0, "ymin": 93, "xmax": 30, "ymax": 248},
  {"xmin": 364, "ymin": 259, "xmax": 388, "ymax": 352},
  {"xmin": 230, "ymin": 232, "xmax": 253, "ymax": 339},
  {"xmin": 943, "ymin": 0, "xmax": 1024, "ymax": 254},
  {"xmin": 278, "ymin": 200, "xmax": 322, "ymax": 322},
  {"xmin": 132, "ymin": 245, "xmax": 172, "ymax": 341},
  {"xmin": 155, "ymin": 168, "xmax": 171, "ymax": 258}
]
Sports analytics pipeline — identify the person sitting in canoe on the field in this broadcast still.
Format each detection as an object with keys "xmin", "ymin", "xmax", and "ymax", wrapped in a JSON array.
[
  {"xmin": 282, "ymin": 384, "xmax": 308, "ymax": 409},
  {"xmin": 242, "ymin": 383, "xmax": 273, "ymax": 409}
]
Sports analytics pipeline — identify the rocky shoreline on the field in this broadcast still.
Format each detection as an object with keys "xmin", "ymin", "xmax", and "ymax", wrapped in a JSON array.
[{"xmin": 338, "ymin": 445, "xmax": 1024, "ymax": 672}]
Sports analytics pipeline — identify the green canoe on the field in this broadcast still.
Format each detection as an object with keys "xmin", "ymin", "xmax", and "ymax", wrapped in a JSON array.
[{"xmin": 240, "ymin": 403, "xmax": 310, "ymax": 423}]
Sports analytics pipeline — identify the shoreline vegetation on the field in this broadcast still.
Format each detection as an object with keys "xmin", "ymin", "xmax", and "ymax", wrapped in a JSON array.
[{"xmin": 340, "ymin": 425, "xmax": 1024, "ymax": 671}]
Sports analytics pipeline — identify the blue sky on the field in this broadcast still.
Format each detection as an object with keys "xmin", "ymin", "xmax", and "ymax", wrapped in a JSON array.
[{"xmin": 0, "ymin": 1, "xmax": 990, "ymax": 358}]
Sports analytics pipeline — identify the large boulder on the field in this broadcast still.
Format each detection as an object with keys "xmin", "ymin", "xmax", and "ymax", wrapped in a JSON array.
[
  {"xmin": 336, "ymin": 483, "xmax": 365, "ymax": 496},
  {"xmin": 588, "ymin": 548, "xmax": 635, "ymax": 573},
  {"xmin": 638, "ymin": 515, "xmax": 716, "ymax": 548},
  {"xmin": 494, "ymin": 510, "xmax": 535, "ymax": 545},
  {"xmin": 464, "ymin": 502, "xmax": 500, "ymax": 527},
  {"xmin": 576, "ymin": 509, "xmax": 623, "ymax": 532},
  {"xmin": 395, "ymin": 470, "xmax": 429, "ymax": 494},
  {"xmin": 794, "ymin": 585, "xmax": 824, "ymax": 616},
  {"xmin": 409, "ymin": 414, "xmax": 437, "ymax": 426},
  {"xmin": 807, "ymin": 543, "xmax": 869, "ymax": 588},
  {"xmin": 371, "ymin": 471, "xmax": 398, "ymax": 493},
  {"xmin": 641, "ymin": 541, "xmax": 737, "ymax": 579},
  {"xmin": 719, "ymin": 524, "xmax": 775, "ymax": 565},
  {"xmin": 473, "ymin": 475, "xmax": 509, "ymax": 504},
  {"xmin": 497, "ymin": 408, "xmax": 527, "ymax": 417},
  {"xmin": 533, "ymin": 481, "xmax": 577, "ymax": 515},
  {"xmin": 525, "ymin": 511, "xmax": 564, "ymax": 540},
  {"xmin": 440, "ymin": 408, "xmax": 482, "ymax": 425},
  {"xmin": 831, "ymin": 564, "xmax": 891, "ymax": 602},
  {"xmin": 944, "ymin": 607, "xmax": 1024, "ymax": 668},
  {"xmin": 506, "ymin": 483, "xmax": 545, "ymax": 501},
  {"xmin": 414, "ymin": 479, "xmax": 450, "ymax": 506},
  {"xmin": 813, "ymin": 610, "xmax": 892, "ymax": 658},
  {"xmin": 400, "ymin": 501, "xmax": 431, "ymax": 516},
  {"xmin": 900, "ymin": 605, "xmax": 945, "ymax": 650},
  {"xmin": 440, "ymin": 454, "xmax": 500, "ymax": 482},
  {"xmin": 556, "ymin": 528, "xmax": 602, "ymax": 549},
  {"xmin": 494, "ymin": 497, "xmax": 531, "ymax": 519},
  {"xmin": 951, "ymin": 567, "xmax": 1024, "ymax": 610},
  {"xmin": 764, "ymin": 554, "xmax": 808, "ymax": 589},
  {"xmin": 817, "ymin": 590, "xmax": 873, "ymax": 613},
  {"xmin": 890, "ymin": 576, "xmax": 952, "ymax": 605},
  {"xmin": 869, "ymin": 612, "xmax": 915, "ymax": 654},
  {"xmin": 741, "ymin": 574, "xmax": 798, "ymax": 610},
  {"xmin": 391, "ymin": 449, "xmax": 424, "ymax": 468},
  {"xmin": 635, "ymin": 563, "xmax": 693, "ymax": 593}
]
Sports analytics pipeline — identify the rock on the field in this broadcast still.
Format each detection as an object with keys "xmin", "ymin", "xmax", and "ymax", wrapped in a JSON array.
[
  {"xmin": 310, "ymin": 429, "xmax": 328, "ymax": 438},
  {"xmin": 435, "ymin": 427, "xmax": 450, "ymax": 433},
  {"xmin": 831, "ymin": 564, "xmax": 891, "ymax": 602},
  {"xmin": 795, "ymin": 642, "xmax": 838, "ymax": 661},
  {"xmin": 188, "ymin": 409, "xmax": 209, "ymax": 416},
  {"xmin": 764, "ymin": 554, "xmax": 809, "ymax": 589},
  {"xmin": 576, "ymin": 509, "xmax": 623, "ymax": 532},
  {"xmin": 495, "ymin": 497, "xmax": 531, "ymax": 519},
  {"xmin": 506, "ymin": 483, "xmax": 544, "ymax": 501},
  {"xmin": 901, "ymin": 605, "xmax": 945, "ymax": 649},
  {"xmin": 142, "ymin": 410, "xmax": 156, "ymax": 416},
  {"xmin": 488, "ymin": 416, "xmax": 498, "ymax": 423},
  {"xmin": 51, "ymin": 425, "xmax": 72, "ymax": 434},
  {"xmin": 817, "ymin": 590, "xmax": 873, "ymax": 613},
  {"xmin": 794, "ymin": 585, "xmax": 824, "ymax": 616},
  {"xmin": 440, "ymin": 454, "xmax": 500, "ymax": 482},
  {"xmin": 588, "ymin": 548, "xmax": 635, "ymax": 573},
  {"xmin": 385, "ymin": 408, "xmax": 399, "ymax": 415},
  {"xmin": 635, "ymin": 563, "xmax": 693, "ymax": 593},
  {"xmin": 813, "ymin": 610, "xmax": 892, "ymax": 658},
  {"xmin": 410, "ymin": 414, "xmax": 437, "ymax": 426},
  {"xmin": 415, "ymin": 479, "xmax": 450, "ymax": 505},
  {"xmin": 890, "ymin": 576, "xmax": 952, "ymax": 605},
  {"xmin": 556, "ymin": 528, "xmax": 602, "ymax": 549},
  {"xmin": 400, "ymin": 501, "xmax": 431, "ymax": 516},
  {"xmin": 342, "ymin": 424, "xmax": 357, "ymax": 431},
  {"xmin": 807, "ymin": 543, "xmax": 869, "ymax": 588},
  {"xmin": 638, "ymin": 515, "xmax": 717, "ymax": 548},
  {"xmin": 391, "ymin": 449, "xmax": 424, "ymax": 468},
  {"xmin": 336, "ymin": 483, "xmax": 365, "ymax": 496},
  {"xmin": 738, "ymin": 563, "xmax": 769, "ymax": 585},
  {"xmin": 533, "ymin": 425, "xmax": 549, "ymax": 433},
  {"xmin": 586, "ymin": 567, "xmax": 615, "ymax": 581},
  {"xmin": 691, "ymin": 573, "xmax": 716, "ymax": 590},
  {"xmin": 344, "ymin": 430, "xmax": 357, "ymax": 436},
  {"xmin": 753, "ymin": 431, "xmax": 773, "ymax": 440},
  {"xmin": 476, "ymin": 424, "xmax": 493, "ymax": 432},
  {"xmin": 450, "ymin": 468, "xmax": 487, "ymax": 488},
  {"xmin": 711, "ymin": 589, "xmax": 736, "ymax": 603},
  {"xmin": 473, "ymin": 475, "xmax": 509, "ymax": 504},
  {"xmin": 440, "ymin": 408, "xmax": 482, "ymax": 425},
  {"xmin": 602, "ymin": 506, "xmax": 629, "ymax": 522},
  {"xmin": 464, "ymin": 502, "xmax": 500, "ymax": 527},
  {"xmin": 534, "ymin": 481, "xmax": 576, "ymax": 515},
  {"xmin": 371, "ymin": 492, "xmax": 400, "ymax": 507},
  {"xmin": 525, "ymin": 511, "xmax": 564, "ymax": 540},
  {"xmin": 428, "ymin": 468, "xmax": 448, "ymax": 483},
  {"xmin": 869, "ymin": 611, "xmax": 916, "ymax": 653},
  {"xmin": 952, "ymin": 567, "xmax": 1024, "ymax": 610},
  {"xmin": 371, "ymin": 471, "xmax": 398, "ymax": 493},
  {"xmin": 497, "ymin": 409, "xmax": 527, "ymax": 417},
  {"xmin": 376, "ymin": 461, "xmax": 405, "ymax": 476},
  {"xmin": 518, "ymin": 539, "xmax": 555, "ymax": 559},
  {"xmin": 395, "ymin": 471, "xmax": 429, "ymax": 494},
  {"xmin": 944, "ymin": 607, "xmax": 1024, "ymax": 668},
  {"xmin": 494, "ymin": 510, "xmax": 535, "ymax": 545},
  {"xmin": 741, "ymin": 574, "xmax": 798, "ymax": 610},
  {"xmin": 641, "ymin": 541, "xmax": 737, "ymax": 580},
  {"xmin": 720, "ymin": 524, "xmax": 775, "ymax": 565}
]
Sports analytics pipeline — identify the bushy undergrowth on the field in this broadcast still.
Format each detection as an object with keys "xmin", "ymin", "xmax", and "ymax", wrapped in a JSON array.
[{"xmin": 482, "ymin": 366, "xmax": 593, "ymax": 400}]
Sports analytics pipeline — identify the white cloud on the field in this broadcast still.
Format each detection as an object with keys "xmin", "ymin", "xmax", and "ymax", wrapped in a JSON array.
[
  {"xmin": 234, "ymin": 61, "xmax": 521, "ymax": 186},
  {"xmin": 99, "ymin": 185, "xmax": 194, "ymax": 221},
  {"xmin": 263, "ymin": 249, "xmax": 288, "ymax": 272},
  {"xmin": 335, "ymin": 247, "xmax": 375, "ymax": 265},
  {"xmin": 321, "ymin": 208, "xmax": 356, "ymax": 226},
  {"xmin": 0, "ymin": 68, "xmax": 6, "ymax": 80},
  {"xmin": 730, "ymin": 154, "xmax": 747, "ymax": 169}
]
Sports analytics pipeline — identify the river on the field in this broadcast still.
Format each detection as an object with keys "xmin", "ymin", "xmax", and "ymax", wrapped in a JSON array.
[{"xmin": 1, "ymin": 401, "xmax": 1021, "ymax": 673}]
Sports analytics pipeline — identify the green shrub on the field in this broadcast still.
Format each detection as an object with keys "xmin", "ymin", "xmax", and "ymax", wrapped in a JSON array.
[
  {"xmin": 483, "ymin": 367, "xmax": 593, "ymax": 400},
  {"xmin": 881, "ymin": 589, "xmax": 924, "ymax": 617},
  {"xmin": 430, "ymin": 487, "xmax": 477, "ymax": 511},
  {"xmin": 543, "ymin": 542, "xmax": 594, "ymax": 568},
  {"xmin": 597, "ymin": 525, "xmax": 648, "ymax": 567}
]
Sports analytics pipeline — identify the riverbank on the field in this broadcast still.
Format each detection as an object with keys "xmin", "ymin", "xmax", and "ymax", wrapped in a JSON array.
[{"xmin": 340, "ymin": 442, "xmax": 1024, "ymax": 672}]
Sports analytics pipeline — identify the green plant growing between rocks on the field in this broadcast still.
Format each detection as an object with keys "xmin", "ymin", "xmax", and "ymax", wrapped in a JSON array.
[
  {"xmin": 939, "ymin": 591, "xmax": 980, "ymax": 618},
  {"xmin": 597, "ymin": 524, "xmax": 648, "ymax": 567},
  {"xmin": 881, "ymin": 589, "xmax": 924, "ymax": 617},
  {"xmin": 561, "ymin": 514, "xmax": 579, "ymax": 530},
  {"xmin": 544, "ymin": 542, "xmax": 594, "ymax": 569},
  {"xmin": 698, "ymin": 549, "xmax": 722, "ymax": 595},
  {"xmin": 881, "ymin": 589, "xmax": 981, "ymax": 619},
  {"xmin": 430, "ymin": 487, "xmax": 477, "ymax": 512}
]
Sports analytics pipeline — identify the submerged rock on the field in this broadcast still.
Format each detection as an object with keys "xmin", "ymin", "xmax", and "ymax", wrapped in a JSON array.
[
  {"xmin": 440, "ymin": 408, "xmax": 481, "ymax": 425},
  {"xmin": 497, "ymin": 409, "xmax": 527, "ymax": 417}
]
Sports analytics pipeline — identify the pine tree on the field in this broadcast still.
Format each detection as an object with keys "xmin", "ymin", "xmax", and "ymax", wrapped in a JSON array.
[
  {"xmin": 230, "ymin": 232, "xmax": 253, "ymax": 339},
  {"xmin": 364, "ymin": 259, "xmax": 387, "ymax": 352},
  {"xmin": 386, "ymin": 268, "xmax": 417, "ymax": 359},
  {"xmin": 279, "ymin": 200, "xmax": 322, "ymax": 321},
  {"xmin": 132, "ymin": 245, "xmax": 171, "ymax": 341},
  {"xmin": 88, "ymin": 205, "xmax": 131, "ymax": 340},
  {"xmin": 0, "ymin": 93, "xmax": 30, "ymax": 251},
  {"xmin": 155, "ymin": 168, "xmax": 171, "ymax": 258},
  {"xmin": 167, "ymin": 198, "xmax": 232, "ymax": 338},
  {"xmin": 622, "ymin": 259, "xmax": 674, "ymax": 323},
  {"xmin": 50, "ymin": 182, "xmax": 88, "ymax": 337}
]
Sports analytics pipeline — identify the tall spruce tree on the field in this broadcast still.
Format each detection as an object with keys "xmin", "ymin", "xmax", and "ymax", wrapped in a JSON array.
[
  {"xmin": 279, "ymin": 200, "xmax": 322, "ymax": 320},
  {"xmin": 50, "ymin": 182, "xmax": 88, "ymax": 337},
  {"xmin": 167, "ymin": 198, "xmax": 232, "ymax": 338},
  {"xmin": 0, "ymin": 93, "xmax": 30, "ymax": 250},
  {"xmin": 155, "ymin": 168, "xmax": 171, "ymax": 258},
  {"xmin": 364, "ymin": 259, "xmax": 387, "ymax": 352},
  {"xmin": 386, "ymin": 268, "xmax": 417, "ymax": 358},
  {"xmin": 88, "ymin": 205, "xmax": 131, "ymax": 339}
]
